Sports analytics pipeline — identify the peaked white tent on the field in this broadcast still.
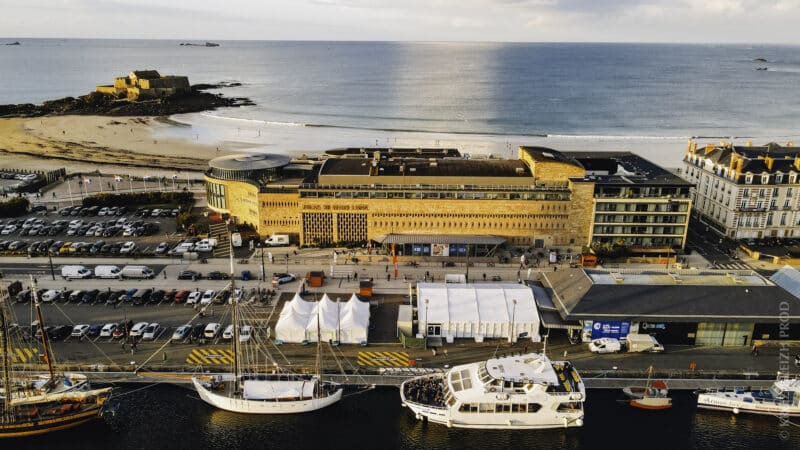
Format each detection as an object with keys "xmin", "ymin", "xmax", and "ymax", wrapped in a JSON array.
[
  {"xmin": 416, "ymin": 283, "xmax": 541, "ymax": 343},
  {"xmin": 275, "ymin": 293, "xmax": 371, "ymax": 344}
]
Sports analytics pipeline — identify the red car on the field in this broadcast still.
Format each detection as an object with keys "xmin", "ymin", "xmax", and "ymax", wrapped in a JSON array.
[{"xmin": 174, "ymin": 290, "xmax": 190, "ymax": 304}]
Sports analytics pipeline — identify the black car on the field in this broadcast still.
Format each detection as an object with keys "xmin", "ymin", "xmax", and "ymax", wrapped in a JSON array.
[
  {"xmin": 86, "ymin": 324, "xmax": 103, "ymax": 338},
  {"xmin": 132, "ymin": 289, "xmax": 153, "ymax": 306},
  {"xmin": 107, "ymin": 290, "xmax": 126, "ymax": 305},
  {"xmin": 96, "ymin": 290, "xmax": 111, "ymax": 305},
  {"xmin": 90, "ymin": 240, "xmax": 106, "ymax": 254},
  {"xmin": 206, "ymin": 271, "xmax": 230, "ymax": 280},
  {"xmin": 81, "ymin": 289, "xmax": 100, "ymax": 304},
  {"xmin": 178, "ymin": 270, "xmax": 202, "ymax": 280},
  {"xmin": 190, "ymin": 323, "xmax": 207, "ymax": 342},
  {"xmin": 149, "ymin": 289, "xmax": 165, "ymax": 304},
  {"xmin": 47, "ymin": 325, "xmax": 71, "ymax": 341}
]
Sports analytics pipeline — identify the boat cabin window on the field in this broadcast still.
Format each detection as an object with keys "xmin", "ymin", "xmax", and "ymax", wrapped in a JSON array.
[
  {"xmin": 556, "ymin": 402, "xmax": 579, "ymax": 412},
  {"xmin": 511, "ymin": 403, "xmax": 527, "ymax": 413},
  {"xmin": 527, "ymin": 403, "xmax": 542, "ymax": 413},
  {"xmin": 479, "ymin": 403, "xmax": 494, "ymax": 413},
  {"xmin": 477, "ymin": 364, "xmax": 491, "ymax": 383},
  {"xmin": 449, "ymin": 369, "xmax": 473, "ymax": 392}
]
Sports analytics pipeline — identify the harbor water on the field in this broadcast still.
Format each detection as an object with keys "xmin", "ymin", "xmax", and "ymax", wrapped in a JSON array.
[{"xmin": 9, "ymin": 385, "xmax": 800, "ymax": 449}]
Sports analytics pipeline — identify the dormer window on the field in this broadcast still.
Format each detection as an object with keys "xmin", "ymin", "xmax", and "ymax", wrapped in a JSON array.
[
  {"xmin": 761, "ymin": 173, "xmax": 770, "ymax": 184},
  {"xmin": 791, "ymin": 172, "xmax": 798, "ymax": 184},
  {"xmin": 776, "ymin": 172, "xmax": 784, "ymax": 183},
  {"xmin": 745, "ymin": 173, "xmax": 753, "ymax": 184}
]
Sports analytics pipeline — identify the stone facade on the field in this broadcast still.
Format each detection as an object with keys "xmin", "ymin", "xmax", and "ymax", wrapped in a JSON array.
[{"xmin": 96, "ymin": 70, "xmax": 190, "ymax": 101}]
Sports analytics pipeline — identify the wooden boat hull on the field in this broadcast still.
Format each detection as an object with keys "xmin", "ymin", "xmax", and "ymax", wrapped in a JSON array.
[
  {"xmin": 0, "ymin": 404, "xmax": 104, "ymax": 438},
  {"xmin": 630, "ymin": 397, "xmax": 672, "ymax": 410}
]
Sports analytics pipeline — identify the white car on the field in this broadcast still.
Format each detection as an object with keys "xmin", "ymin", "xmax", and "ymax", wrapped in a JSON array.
[
  {"xmin": 40, "ymin": 289, "xmax": 63, "ymax": 302},
  {"xmin": 272, "ymin": 273, "xmax": 297, "ymax": 284},
  {"xmin": 129, "ymin": 322, "xmax": 149, "ymax": 338},
  {"xmin": 70, "ymin": 324, "xmax": 90, "ymax": 338},
  {"xmin": 186, "ymin": 291, "xmax": 202, "ymax": 305},
  {"xmin": 588, "ymin": 337, "xmax": 622, "ymax": 354},
  {"xmin": 222, "ymin": 324, "xmax": 235, "ymax": 340},
  {"xmin": 1, "ymin": 225, "xmax": 17, "ymax": 235},
  {"xmin": 204, "ymin": 323, "xmax": 221, "ymax": 339},
  {"xmin": 100, "ymin": 323, "xmax": 117, "ymax": 337},
  {"xmin": 142, "ymin": 323, "xmax": 160, "ymax": 341},
  {"xmin": 120, "ymin": 241, "xmax": 137, "ymax": 254},
  {"xmin": 239, "ymin": 325, "xmax": 253, "ymax": 343},
  {"xmin": 200, "ymin": 290, "xmax": 216, "ymax": 306},
  {"xmin": 98, "ymin": 207, "xmax": 109, "ymax": 216}
]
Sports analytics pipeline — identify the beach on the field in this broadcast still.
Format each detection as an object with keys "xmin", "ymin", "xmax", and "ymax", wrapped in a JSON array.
[{"xmin": 0, "ymin": 116, "xmax": 225, "ymax": 175}]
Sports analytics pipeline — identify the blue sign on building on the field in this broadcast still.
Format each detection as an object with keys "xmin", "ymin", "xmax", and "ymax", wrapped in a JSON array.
[{"xmin": 590, "ymin": 321, "xmax": 631, "ymax": 340}]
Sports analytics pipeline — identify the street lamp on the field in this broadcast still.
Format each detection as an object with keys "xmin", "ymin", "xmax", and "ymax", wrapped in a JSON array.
[{"xmin": 509, "ymin": 299, "xmax": 517, "ymax": 343}]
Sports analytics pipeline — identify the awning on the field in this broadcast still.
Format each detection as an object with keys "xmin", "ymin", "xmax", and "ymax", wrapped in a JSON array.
[
  {"xmin": 375, "ymin": 234, "xmax": 506, "ymax": 245},
  {"xmin": 539, "ymin": 310, "xmax": 582, "ymax": 330}
]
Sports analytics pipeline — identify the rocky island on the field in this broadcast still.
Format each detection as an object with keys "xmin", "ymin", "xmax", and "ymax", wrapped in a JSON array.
[{"xmin": 0, "ymin": 70, "xmax": 253, "ymax": 118}]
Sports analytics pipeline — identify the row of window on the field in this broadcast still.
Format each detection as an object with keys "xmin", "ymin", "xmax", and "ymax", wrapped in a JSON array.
[
  {"xmin": 593, "ymin": 226, "xmax": 685, "ymax": 235},
  {"xmin": 458, "ymin": 403, "xmax": 542, "ymax": 413},
  {"xmin": 373, "ymin": 220, "xmax": 568, "ymax": 230},
  {"xmin": 594, "ymin": 215, "xmax": 685, "ymax": 224},
  {"xmin": 595, "ymin": 203, "xmax": 689, "ymax": 213},
  {"xmin": 299, "ymin": 190, "xmax": 570, "ymax": 201},
  {"xmin": 686, "ymin": 161, "xmax": 799, "ymax": 185}
]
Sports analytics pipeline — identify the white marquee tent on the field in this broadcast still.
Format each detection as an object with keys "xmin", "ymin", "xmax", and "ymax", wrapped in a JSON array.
[
  {"xmin": 416, "ymin": 283, "xmax": 541, "ymax": 342},
  {"xmin": 275, "ymin": 292, "xmax": 370, "ymax": 344}
]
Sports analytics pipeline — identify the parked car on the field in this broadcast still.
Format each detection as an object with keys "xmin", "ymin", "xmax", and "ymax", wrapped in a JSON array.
[
  {"xmin": 142, "ymin": 323, "xmax": 160, "ymax": 341},
  {"xmin": 222, "ymin": 324, "xmax": 235, "ymax": 340},
  {"xmin": 190, "ymin": 323, "xmax": 207, "ymax": 341},
  {"xmin": 588, "ymin": 337, "xmax": 622, "ymax": 354},
  {"xmin": 178, "ymin": 270, "xmax": 202, "ymax": 280},
  {"xmin": 187, "ymin": 291, "xmax": 202, "ymax": 305},
  {"xmin": 100, "ymin": 323, "xmax": 117, "ymax": 338},
  {"xmin": 155, "ymin": 242, "xmax": 169, "ymax": 255},
  {"xmin": 40, "ymin": 289, "xmax": 63, "ymax": 303},
  {"xmin": 206, "ymin": 271, "xmax": 230, "ymax": 280},
  {"xmin": 203, "ymin": 323, "xmax": 221, "ymax": 339},
  {"xmin": 129, "ymin": 322, "xmax": 149, "ymax": 338},
  {"xmin": 48, "ymin": 325, "xmax": 72, "ymax": 341},
  {"xmin": 86, "ymin": 324, "xmax": 103, "ymax": 338},
  {"xmin": 171, "ymin": 324, "xmax": 192, "ymax": 342},
  {"xmin": 174, "ymin": 290, "xmax": 190, "ymax": 304},
  {"xmin": 81, "ymin": 289, "xmax": 100, "ymax": 304},
  {"xmin": 149, "ymin": 289, "xmax": 165, "ymax": 304},
  {"xmin": 239, "ymin": 325, "xmax": 253, "ymax": 343},
  {"xmin": 200, "ymin": 290, "xmax": 216, "ymax": 306},
  {"xmin": 119, "ymin": 241, "xmax": 137, "ymax": 254},
  {"xmin": 162, "ymin": 289, "xmax": 177, "ymax": 303},
  {"xmin": 71, "ymin": 324, "xmax": 91, "ymax": 338},
  {"xmin": 272, "ymin": 273, "xmax": 296, "ymax": 284}
]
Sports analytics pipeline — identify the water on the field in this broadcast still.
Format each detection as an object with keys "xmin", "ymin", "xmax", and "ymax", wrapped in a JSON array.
[
  {"xmin": 2, "ymin": 40, "xmax": 800, "ymax": 167},
  {"xmin": 8, "ymin": 385, "xmax": 800, "ymax": 449}
]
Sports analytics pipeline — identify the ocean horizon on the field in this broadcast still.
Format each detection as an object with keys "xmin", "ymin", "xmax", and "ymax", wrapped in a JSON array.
[{"xmin": 2, "ymin": 39, "xmax": 800, "ymax": 167}]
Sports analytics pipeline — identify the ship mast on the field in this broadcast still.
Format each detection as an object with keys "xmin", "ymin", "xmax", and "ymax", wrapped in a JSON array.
[
  {"xmin": 315, "ymin": 294, "xmax": 323, "ymax": 398},
  {"xmin": 31, "ymin": 278, "xmax": 56, "ymax": 383},
  {"xmin": 228, "ymin": 225, "xmax": 241, "ymax": 394},
  {"xmin": 0, "ymin": 291, "xmax": 14, "ymax": 421}
]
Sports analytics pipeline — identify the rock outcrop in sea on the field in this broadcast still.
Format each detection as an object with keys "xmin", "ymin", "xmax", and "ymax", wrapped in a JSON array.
[{"xmin": 0, "ymin": 82, "xmax": 253, "ymax": 118}]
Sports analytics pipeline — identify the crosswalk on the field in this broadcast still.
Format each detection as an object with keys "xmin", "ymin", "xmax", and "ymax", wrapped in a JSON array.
[
  {"xmin": 1, "ymin": 348, "xmax": 40, "ymax": 363},
  {"xmin": 713, "ymin": 262, "xmax": 752, "ymax": 270},
  {"xmin": 357, "ymin": 351, "xmax": 410, "ymax": 367},
  {"xmin": 186, "ymin": 348, "xmax": 235, "ymax": 365}
]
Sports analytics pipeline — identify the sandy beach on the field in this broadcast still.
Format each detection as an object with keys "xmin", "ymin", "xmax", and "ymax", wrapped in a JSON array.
[{"xmin": 0, "ymin": 116, "xmax": 225, "ymax": 174}]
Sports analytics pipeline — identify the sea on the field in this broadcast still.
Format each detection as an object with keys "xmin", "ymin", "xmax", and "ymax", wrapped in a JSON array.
[
  {"xmin": 2, "ymin": 40, "xmax": 800, "ymax": 447},
  {"xmin": 9, "ymin": 385, "xmax": 800, "ymax": 450},
  {"xmin": 3, "ymin": 40, "xmax": 800, "ymax": 168}
]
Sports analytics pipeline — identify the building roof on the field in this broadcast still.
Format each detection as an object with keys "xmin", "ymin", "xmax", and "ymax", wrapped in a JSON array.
[
  {"xmin": 570, "ymin": 151, "xmax": 692, "ymax": 186},
  {"xmin": 325, "ymin": 147, "xmax": 461, "ymax": 158},
  {"xmin": 320, "ymin": 157, "xmax": 531, "ymax": 178},
  {"xmin": 687, "ymin": 143, "xmax": 800, "ymax": 183},
  {"xmin": 131, "ymin": 70, "xmax": 161, "ymax": 79},
  {"xmin": 541, "ymin": 268, "xmax": 800, "ymax": 323},
  {"xmin": 209, "ymin": 153, "xmax": 291, "ymax": 171},
  {"xmin": 520, "ymin": 146, "xmax": 582, "ymax": 167}
]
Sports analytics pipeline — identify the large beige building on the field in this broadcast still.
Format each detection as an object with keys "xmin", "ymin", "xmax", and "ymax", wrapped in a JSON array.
[{"xmin": 205, "ymin": 147, "xmax": 692, "ymax": 256}]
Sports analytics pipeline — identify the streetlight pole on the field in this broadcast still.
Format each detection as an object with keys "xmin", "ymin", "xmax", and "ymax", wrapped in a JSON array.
[
  {"xmin": 260, "ymin": 245, "xmax": 266, "ymax": 281},
  {"xmin": 48, "ymin": 252, "xmax": 55, "ymax": 280},
  {"xmin": 509, "ymin": 299, "xmax": 517, "ymax": 344}
]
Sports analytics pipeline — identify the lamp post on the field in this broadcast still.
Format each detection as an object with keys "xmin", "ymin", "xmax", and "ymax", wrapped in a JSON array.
[
  {"xmin": 285, "ymin": 254, "xmax": 289, "ymax": 274},
  {"xmin": 260, "ymin": 244, "xmax": 266, "ymax": 281},
  {"xmin": 424, "ymin": 298, "xmax": 429, "ymax": 337},
  {"xmin": 509, "ymin": 299, "xmax": 517, "ymax": 344},
  {"xmin": 48, "ymin": 252, "xmax": 55, "ymax": 280}
]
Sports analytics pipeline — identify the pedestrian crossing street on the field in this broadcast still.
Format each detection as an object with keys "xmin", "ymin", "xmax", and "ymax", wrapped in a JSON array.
[
  {"xmin": 2, "ymin": 348, "xmax": 40, "ymax": 363},
  {"xmin": 186, "ymin": 348, "xmax": 235, "ymax": 365},
  {"xmin": 357, "ymin": 351, "xmax": 410, "ymax": 367}
]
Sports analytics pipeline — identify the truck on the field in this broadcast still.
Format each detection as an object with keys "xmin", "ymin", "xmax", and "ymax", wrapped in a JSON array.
[
  {"xmin": 626, "ymin": 333, "xmax": 664, "ymax": 353},
  {"xmin": 94, "ymin": 265, "xmax": 121, "ymax": 279},
  {"xmin": 61, "ymin": 265, "xmax": 92, "ymax": 280},
  {"xmin": 231, "ymin": 233, "xmax": 242, "ymax": 248},
  {"xmin": 264, "ymin": 234, "xmax": 290, "ymax": 247},
  {"xmin": 119, "ymin": 265, "xmax": 155, "ymax": 279}
]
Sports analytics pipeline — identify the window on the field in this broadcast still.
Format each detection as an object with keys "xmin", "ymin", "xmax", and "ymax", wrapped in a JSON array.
[
  {"xmin": 762, "ymin": 174, "xmax": 770, "ymax": 184},
  {"xmin": 776, "ymin": 173, "xmax": 784, "ymax": 183},
  {"xmin": 745, "ymin": 174, "xmax": 753, "ymax": 184},
  {"xmin": 527, "ymin": 403, "xmax": 542, "ymax": 413}
]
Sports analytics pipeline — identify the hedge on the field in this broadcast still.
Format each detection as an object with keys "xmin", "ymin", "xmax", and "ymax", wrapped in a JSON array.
[{"xmin": 0, "ymin": 197, "xmax": 30, "ymax": 217}]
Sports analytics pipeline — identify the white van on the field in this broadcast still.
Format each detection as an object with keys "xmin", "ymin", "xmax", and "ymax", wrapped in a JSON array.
[
  {"xmin": 119, "ymin": 265, "xmax": 155, "ymax": 279},
  {"xmin": 94, "ymin": 265, "xmax": 122, "ymax": 279},
  {"xmin": 61, "ymin": 265, "xmax": 92, "ymax": 280},
  {"xmin": 588, "ymin": 337, "xmax": 622, "ymax": 354}
]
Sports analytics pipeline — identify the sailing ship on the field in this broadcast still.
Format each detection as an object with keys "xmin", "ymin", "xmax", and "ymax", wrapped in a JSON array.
[
  {"xmin": 0, "ymin": 281, "xmax": 112, "ymax": 438},
  {"xmin": 191, "ymin": 239, "xmax": 343, "ymax": 414},
  {"xmin": 400, "ymin": 352, "xmax": 586, "ymax": 429},
  {"xmin": 622, "ymin": 366, "xmax": 672, "ymax": 410}
]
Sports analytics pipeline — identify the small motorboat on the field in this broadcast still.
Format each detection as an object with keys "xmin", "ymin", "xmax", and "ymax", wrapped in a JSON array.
[{"xmin": 622, "ymin": 367, "xmax": 672, "ymax": 410}]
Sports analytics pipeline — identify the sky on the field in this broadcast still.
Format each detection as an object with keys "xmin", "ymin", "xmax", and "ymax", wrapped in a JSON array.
[{"xmin": 0, "ymin": 0, "xmax": 797, "ymax": 43}]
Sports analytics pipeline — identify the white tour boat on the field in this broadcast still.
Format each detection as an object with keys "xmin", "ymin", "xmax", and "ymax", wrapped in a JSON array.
[
  {"xmin": 697, "ymin": 375, "xmax": 800, "ymax": 416},
  {"xmin": 400, "ymin": 352, "xmax": 585, "ymax": 429}
]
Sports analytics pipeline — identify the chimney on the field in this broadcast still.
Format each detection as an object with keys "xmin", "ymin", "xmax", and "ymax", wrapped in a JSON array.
[
  {"xmin": 795, "ymin": 156, "xmax": 800, "ymax": 171},
  {"xmin": 765, "ymin": 156, "xmax": 774, "ymax": 170}
]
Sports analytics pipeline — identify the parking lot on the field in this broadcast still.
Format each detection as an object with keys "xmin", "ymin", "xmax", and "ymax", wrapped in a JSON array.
[{"xmin": 0, "ymin": 205, "xmax": 184, "ymax": 258}]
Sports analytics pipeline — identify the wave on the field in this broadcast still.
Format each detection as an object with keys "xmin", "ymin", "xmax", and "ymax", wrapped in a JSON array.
[{"xmin": 199, "ymin": 113, "xmax": 305, "ymax": 127}]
